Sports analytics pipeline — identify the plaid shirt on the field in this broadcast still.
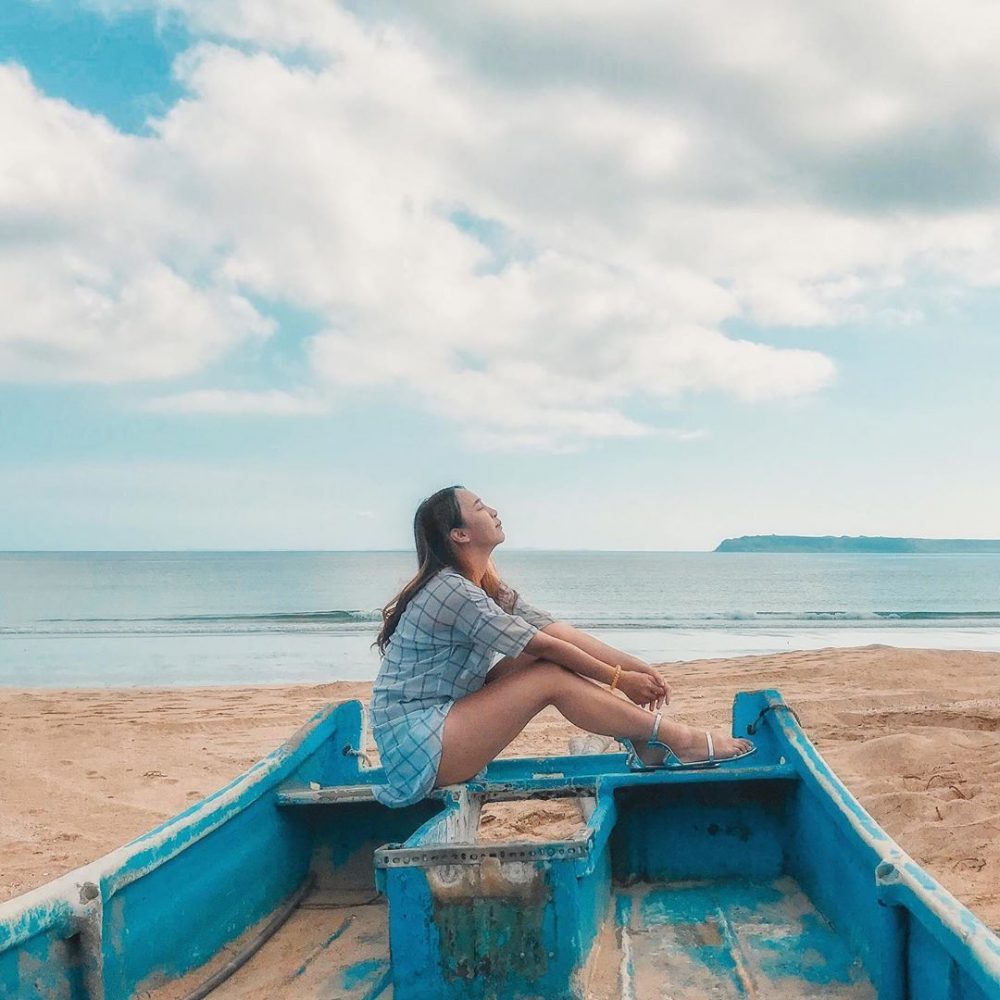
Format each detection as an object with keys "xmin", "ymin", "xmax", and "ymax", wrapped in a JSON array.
[{"xmin": 370, "ymin": 568, "xmax": 555, "ymax": 807}]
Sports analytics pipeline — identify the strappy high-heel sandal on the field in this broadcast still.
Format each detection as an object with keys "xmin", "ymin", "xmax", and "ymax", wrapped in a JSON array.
[{"xmin": 617, "ymin": 711, "xmax": 757, "ymax": 771}]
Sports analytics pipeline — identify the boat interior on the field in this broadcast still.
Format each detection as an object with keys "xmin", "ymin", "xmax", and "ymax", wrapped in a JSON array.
[{"xmin": 174, "ymin": 771, "xmax": 877, "ymax": 1000}]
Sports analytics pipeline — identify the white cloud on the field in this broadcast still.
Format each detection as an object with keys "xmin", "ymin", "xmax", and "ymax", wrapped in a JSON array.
[
  {"xmin": 12, "ymin": 1, "xmax": 1000, "ymax": 445},
  {"xmin": 0, "ymin": 64, "xmax": 271, "ymax": 383},
  {"xmin": 141, "ymin": 388, "xmax": 331, "ymax": 415},
  {"xmin": 661, "ymin": 428, "xmax": 709, "ymax": 443}
]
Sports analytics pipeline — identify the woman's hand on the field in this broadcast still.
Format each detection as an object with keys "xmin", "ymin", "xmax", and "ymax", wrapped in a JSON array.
[
  {"xmin": 625, "ymin": 661, "xmax": 671, "ymax": 707},
  {"xmin": 618, "ymin": 670, "xmax": 668, "ymax": 710}
]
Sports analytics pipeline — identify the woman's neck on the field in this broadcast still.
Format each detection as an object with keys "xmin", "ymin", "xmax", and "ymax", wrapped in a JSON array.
[{"xmin": 455, "ymin": 549, "xmax": 491, "ymax": 587}]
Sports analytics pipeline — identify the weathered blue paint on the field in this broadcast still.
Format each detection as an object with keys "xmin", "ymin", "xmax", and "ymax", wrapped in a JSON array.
[
  {"xmin": 385, "ymin": 855, "xmax": 585, "ymax": 998},
  {"xmin": 293, "ymin": 916, "xmax": 352, "ymax": 978},
  {"xmin": 0, "ymin": 701, "xmax": 419, "ymax": 999},
  {"xmin": 617, "ymin": 877, "xmax": 871, "ymax": 994},
  {"xmin": 749, "ymin": 688, "xmax": 1000, "ymax": 1000},
  {"xmin": 614, "ymin": 892, "xmax": 636, "ymax": 987},
  {"xmin": 755, "ymin": 909, "xmax": 863, "ymax": 985},
  {"xmin": 609, "ymin": 778, "xmax": 791, "ymax": 884},
  {"xmin": 373, "ymin": 689, "xmax": 999, "ymax": 998},
  {"xmin": 1, "ymin": 689, "xmax": 998, "ymax": 998},
  {"xmin": 340, "ymin": 957, "xmax": 387, "ymax": 989}
]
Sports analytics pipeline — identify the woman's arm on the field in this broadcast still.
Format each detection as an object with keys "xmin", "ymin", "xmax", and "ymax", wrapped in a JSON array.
[
  {"xmin": 523, "ymin": 630, "xmax": 667, "ymax": 708},
  {"xmin": 536, "ymin": 622, "xmax": 671, "ymax": 706},
  {"xmin": 542, "ymin": 622, "xmax": 670, "ymax": 698},
  {"xmin": 540, "ymin": 621, "xmax": 654, "ymax": 675}
]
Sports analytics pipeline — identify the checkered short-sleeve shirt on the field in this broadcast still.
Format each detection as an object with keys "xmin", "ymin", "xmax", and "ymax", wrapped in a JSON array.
[{"xmin": 369, "ymin": 568, "xmax": 556, "ymax": 807}]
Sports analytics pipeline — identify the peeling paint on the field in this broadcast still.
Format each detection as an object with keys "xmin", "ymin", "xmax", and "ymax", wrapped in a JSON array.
[{"xmin": 430, "ymin": 859, "xmax": 551, "ymax": 983}]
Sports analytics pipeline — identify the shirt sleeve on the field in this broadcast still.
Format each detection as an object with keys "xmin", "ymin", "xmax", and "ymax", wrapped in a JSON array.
[
  {"xmin": 437, "ymin": 573, "xmax": 540, "ymax": 658},
  {"xmin": 512, "ymin": 594, "xmax": 557, "ymax": 630}
]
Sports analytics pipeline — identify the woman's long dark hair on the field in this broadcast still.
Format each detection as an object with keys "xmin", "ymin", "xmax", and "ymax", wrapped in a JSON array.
[{"xmin": 374, "ymin": 485, "xmax": 516, "ymax": 655}]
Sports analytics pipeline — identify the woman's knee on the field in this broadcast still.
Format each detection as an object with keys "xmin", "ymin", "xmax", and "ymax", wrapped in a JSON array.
[{"xmin": 532, "ymin": 660, "xmax": 576, "ymax": 703}]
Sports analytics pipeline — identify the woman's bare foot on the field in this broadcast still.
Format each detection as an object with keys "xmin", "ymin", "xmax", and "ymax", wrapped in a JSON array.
[{"xmin": 634, "ymin": 720, "xmax": 753, "ymax": 767}]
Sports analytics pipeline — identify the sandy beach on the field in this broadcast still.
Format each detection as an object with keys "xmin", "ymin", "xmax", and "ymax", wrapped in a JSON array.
[{"xmin": 3, "ymin": 645, "xmax": 1000, "ymax": 935}]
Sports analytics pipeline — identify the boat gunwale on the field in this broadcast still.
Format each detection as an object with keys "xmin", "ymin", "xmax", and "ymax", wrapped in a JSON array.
[
  {"xmin": 746, "ymin": 689, "xmax": 1000, "ymax": 994},
  {"xmin": 0, "ymin": 700, "xmax": 351, "ymax": 951}
]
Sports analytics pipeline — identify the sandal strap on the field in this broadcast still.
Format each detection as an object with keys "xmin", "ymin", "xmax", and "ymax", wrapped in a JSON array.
[
  {"xmin": 705, "ymin": 731, "xmax": 715, "ymax": 762},
  {"xmin": 650, "ymin": 711, "xmax": 662, "ymax": 744}
]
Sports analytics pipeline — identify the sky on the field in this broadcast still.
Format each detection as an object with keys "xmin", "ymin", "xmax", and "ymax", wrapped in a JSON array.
[{"xmin": 2, "ymin": 0, "xmax": 1000, "ymax": 551}]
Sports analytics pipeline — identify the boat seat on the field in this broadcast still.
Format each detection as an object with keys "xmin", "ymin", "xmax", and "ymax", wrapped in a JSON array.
[
  {"xmin": 276, "ymin": 785, "xmax": 452, "ymax": 806},
  {"xmin": 276, "ymin": 774, "xmax": 607, "ymax": 808},
  {"xmin": 276, "ymin": 762, "xmax": 794, "ymax": 808}
]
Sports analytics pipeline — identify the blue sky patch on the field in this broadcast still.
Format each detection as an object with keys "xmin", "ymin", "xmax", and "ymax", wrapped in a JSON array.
[{"xmin": 2, "ymin": 0, "xmax": 188, "ymax": 132}]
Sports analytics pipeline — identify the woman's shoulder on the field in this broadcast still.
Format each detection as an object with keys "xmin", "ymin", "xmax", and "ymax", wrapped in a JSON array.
[
  {"xmin": 393, "ymin": 570, "xmax": 482, "ymax": 631},
  {"xmin": 425, "ymin": 567, "xmax": 478, "ymax": 597},
  {"xmin": 431, "ymin": 566, "xmax": 473, "ymax": 586},
  {"xmin": 407, "ymin": 567, "xmax": 471, "ymax": 604},
  {"xmin": 420, "ymin": 569, "xmax": 499, "ymax": 611}
]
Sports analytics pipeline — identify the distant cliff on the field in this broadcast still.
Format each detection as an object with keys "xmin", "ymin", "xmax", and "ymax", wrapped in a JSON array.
[{"xmin": 715, "ymin": 535, "xmax": 1000, "ymax": 553}]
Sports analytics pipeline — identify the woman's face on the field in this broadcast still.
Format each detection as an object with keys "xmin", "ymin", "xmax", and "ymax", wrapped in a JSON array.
[{"xmin": 453, "ymin": 489, "xmax": 504, "ymax": 549}]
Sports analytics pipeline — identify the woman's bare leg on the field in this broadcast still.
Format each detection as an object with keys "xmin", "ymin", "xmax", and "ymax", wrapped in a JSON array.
[
  {"xmin": 436, "ymin": 660, "xmax": 752, "ymax": 786},
  {"xmin": 483, "ymin": 651, "xmax": 537, "ymax": 685}
]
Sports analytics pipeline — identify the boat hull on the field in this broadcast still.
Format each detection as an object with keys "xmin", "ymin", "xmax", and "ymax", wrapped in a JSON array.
[{"xmin": 1, "ymin": 691, "xmax": 998, "ymax": 999}]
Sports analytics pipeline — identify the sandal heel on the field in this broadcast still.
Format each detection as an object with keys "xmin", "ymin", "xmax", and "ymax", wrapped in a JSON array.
[{"xmin": 617, "ymin": 711, "xmax": 666, "ymax": 771}]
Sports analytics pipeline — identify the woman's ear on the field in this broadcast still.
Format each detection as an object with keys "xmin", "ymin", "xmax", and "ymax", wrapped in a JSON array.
[{"xmin": 449, "ymin": 527, "xmax": 469, "ymax": 545}]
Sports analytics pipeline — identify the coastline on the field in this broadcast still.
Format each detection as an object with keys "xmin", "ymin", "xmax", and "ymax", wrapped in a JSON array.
[{"xmin": 4, "ymin": 645, "xmax": 999, "ymax": 933}]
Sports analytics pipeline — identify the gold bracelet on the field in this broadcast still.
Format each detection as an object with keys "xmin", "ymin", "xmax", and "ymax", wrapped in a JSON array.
[{"xmin": 609, "ymin": 664, "xmax": 622, "ymax": 692}]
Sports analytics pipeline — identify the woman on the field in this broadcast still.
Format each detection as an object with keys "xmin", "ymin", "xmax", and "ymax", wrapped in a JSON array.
[{"xmin": 369, "ymin": 485, "xmax": 753, "ymax": 807}]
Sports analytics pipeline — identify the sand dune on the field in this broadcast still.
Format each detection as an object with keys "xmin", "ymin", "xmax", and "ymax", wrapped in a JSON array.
[{"xmin": 2, "ymin": 645, "xmax": 999, "ymax": 931}]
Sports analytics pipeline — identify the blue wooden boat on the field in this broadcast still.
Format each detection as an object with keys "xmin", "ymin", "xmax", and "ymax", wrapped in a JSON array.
[{"xmin": 2, "ymin": 689, "xmax": 999, "ymax": 999}]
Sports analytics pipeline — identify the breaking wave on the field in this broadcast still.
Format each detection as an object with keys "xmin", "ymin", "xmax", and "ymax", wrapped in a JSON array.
[{"xmin": 5, "ymin": 608, "xmax": 1000, "ymax": 637}]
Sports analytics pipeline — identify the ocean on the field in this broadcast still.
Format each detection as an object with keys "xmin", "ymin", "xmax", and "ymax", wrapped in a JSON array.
[{"xmin": 3, "ymin": 550, "xmax": 1000, "ymax": 687}]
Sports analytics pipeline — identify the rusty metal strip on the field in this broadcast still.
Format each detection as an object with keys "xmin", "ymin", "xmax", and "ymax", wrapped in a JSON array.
[
  {"xmin": 276, "ymin": 785, "xmax": 456, "ymax": 806},
  {"xmin": 374, "ymin": 837, "xmax": 591, "ymax": 868},
  {"xmin": 468, "ymin": 782, "xmax": 599, "ymax": 802}
]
